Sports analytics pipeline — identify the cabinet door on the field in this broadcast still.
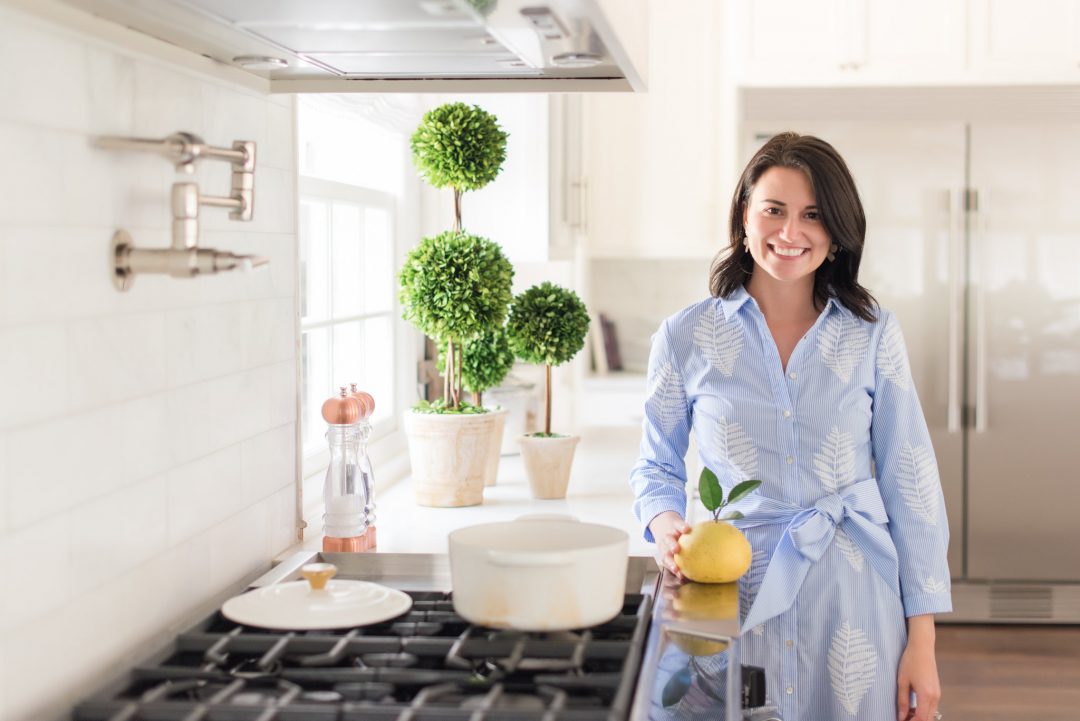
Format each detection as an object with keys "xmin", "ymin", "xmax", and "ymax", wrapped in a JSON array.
[
  {"xmin": 735, "ymin": 0, "xmax": 847, "ymax": 85},
  {"xmin": 859, "ymin": 0, "xmax": 967, "ymax": 80},
  {"xmin": 970, "ymin": 0, "xmax": 1080, "ymax": 81},
  {"xmin": 583, "ymin": 0, "xmax": 722, "ymax": 259},
  {"xmin": 735, "ymin": 0, "xmax": 966, "ymax": 85}
]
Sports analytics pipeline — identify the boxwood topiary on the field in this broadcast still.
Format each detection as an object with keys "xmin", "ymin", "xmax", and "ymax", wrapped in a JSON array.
[
  {"xmin": 399, "ymin": 230, "xmax": 514, "ymax": 410},
  {"xmin": 438, "ymin": 325, "xmax": 516, "ymax": 407},
  {"xmin": 410, "ymin": 102, "xmax": 508, "ymax": 193},
  {"xmin": 506, "ymin": 282, "xmax": 589, "ymax": 434}
]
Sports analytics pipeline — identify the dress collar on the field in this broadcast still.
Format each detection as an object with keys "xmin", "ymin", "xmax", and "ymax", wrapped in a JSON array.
[{"xmin": 718, "ymin": 285, "xmax": 855, "ymax": 320}]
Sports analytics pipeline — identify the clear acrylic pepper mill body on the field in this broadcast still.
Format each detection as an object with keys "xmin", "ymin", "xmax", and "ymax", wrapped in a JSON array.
[{"xmin": 320, "ymin": 388, "xmax": 376, "ymax": 552}]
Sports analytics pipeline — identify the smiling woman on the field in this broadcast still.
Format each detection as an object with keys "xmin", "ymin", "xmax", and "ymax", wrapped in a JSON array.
[{"xmin": 631, "ymin": 132, "xmax": 952, "ymax": 721}]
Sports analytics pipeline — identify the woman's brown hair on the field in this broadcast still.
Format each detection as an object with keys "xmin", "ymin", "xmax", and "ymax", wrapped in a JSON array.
[{"xmin": 708, "ymin": 131, "xmax": 877, "ymax": 322}]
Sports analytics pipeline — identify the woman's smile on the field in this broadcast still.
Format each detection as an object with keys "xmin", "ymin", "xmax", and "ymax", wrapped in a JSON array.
[{"xmin": 768, "ymin": 243, "xmax": 809, "ymax": 258}]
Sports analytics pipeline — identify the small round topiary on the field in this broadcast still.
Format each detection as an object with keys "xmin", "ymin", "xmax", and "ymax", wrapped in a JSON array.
[
  {"xmin": 399, "ymin": 229, "xmax": 514, "ymax": 344},
  {"xmin": 506, "ymin": 282, "xmax": 590, "ymax": 367},
  {"xmin": 410, "ymin": 102, "xmax": 508, "ymax": 191},
  {"xmin": 439, "ymin": 325, "xmax": 515, "ymax": 396}
]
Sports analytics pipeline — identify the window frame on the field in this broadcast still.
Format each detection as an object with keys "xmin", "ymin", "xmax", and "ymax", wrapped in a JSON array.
[{"xmin": 298, "ymin": 175, "xmax": 400, "ymax": 481}]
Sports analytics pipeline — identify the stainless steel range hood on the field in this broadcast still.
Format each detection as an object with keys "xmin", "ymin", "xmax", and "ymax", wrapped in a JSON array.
[{"xmin": 58, "ymin": 0, "xmax": 648, "ymax": 92}]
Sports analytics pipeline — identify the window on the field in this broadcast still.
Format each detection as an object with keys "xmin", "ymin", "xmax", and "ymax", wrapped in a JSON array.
[
  {"xmin": 299, "ymin": 178, "xmax": 396, "ymax": 463},
  {"xmin": 297, "ymin": 94, "xmax": 421, "ymax": 483}
]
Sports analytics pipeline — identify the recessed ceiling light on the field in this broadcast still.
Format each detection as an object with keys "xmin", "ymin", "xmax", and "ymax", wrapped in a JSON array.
[{"xmin": 233, "ymin": 55, "xmax": 288, "ymax": 70}]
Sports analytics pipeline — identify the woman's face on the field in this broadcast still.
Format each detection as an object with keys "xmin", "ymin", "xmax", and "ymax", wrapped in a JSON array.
[{"xmin": 743, "ymin": 166, "xmax": 832, "ymax": 286}]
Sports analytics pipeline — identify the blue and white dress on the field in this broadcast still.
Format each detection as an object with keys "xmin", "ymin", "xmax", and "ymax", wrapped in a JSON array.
[{"xmin": 630, "ymin": 286, "xmax": 952, "ymax": 721}]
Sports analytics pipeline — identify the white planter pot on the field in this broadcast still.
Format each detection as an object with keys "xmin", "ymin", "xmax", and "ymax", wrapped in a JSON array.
[
  {"xmin": 483, "ymin": 406, "xmax": 508, "ymax": 487},
  {"xmin": 518, "ymin": 434, "xmax": 580, "ymax": 500},
  {"xmin": 448, "ymin": 518, "xmax": 629, "ymax": 630},
  {"xmin": 404, "ymin": 410, "xmax": 497, "ymax": 507}
]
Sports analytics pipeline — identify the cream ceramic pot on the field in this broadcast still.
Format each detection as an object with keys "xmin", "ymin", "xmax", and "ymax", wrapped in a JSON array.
[{"xmin": 448, "ymin": 518, "xmax": 629, "ymax": 631}]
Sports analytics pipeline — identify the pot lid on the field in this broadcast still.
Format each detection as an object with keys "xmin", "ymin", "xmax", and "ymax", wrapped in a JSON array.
[{"xmin": 222, "ymin": 563, "xmax": 412, "ymax": 630}]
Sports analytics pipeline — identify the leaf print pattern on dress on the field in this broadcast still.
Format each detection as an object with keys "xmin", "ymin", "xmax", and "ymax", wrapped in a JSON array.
[
  {"xmin": 922, "ymin": 577, "xmax": 948, "ymax": 594},
  {"xmin": 715, "ymin": 416, "xmax": 758, "ymax": 481},
  {"xmin": 818, "ymin": 314, "xmax": 870, "ymax": 383},
  {"xmin": 834, "ymin": 528, "xmax": 865, "ymax": 572},
  {"xmin": 647, "ymin": 360, "xmax": 686, "ymax": 435},
  {"xmin": 827, "ymin": 621, "xmax": 878, "ymax": 716},
  {"xmin": 876, "ymin": 314, "xmax": 912, "ymax": 391},
  {"xmin": 739, "ymin": 549, "xmax": 768, "ymax": 636},
  {"xmin": 693, "ymin": 304, "xmax": 743, "ymax": 377},
  {"xmin": 896, "ymin": 442, "xmax": 942, "ymax": 526},
  {"xmin": 814, "ymin": 426, "xmax": 856, "ymax": 493}
]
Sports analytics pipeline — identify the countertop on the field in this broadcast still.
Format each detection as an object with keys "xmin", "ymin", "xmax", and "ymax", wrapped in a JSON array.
[{"xmin": 297, "ymin": 425, "xmax": 657, "ymax": 558}]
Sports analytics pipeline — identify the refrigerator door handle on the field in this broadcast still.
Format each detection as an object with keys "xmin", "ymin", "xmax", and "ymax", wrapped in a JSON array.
[
  {"xmin": 947, "ymin": 188, "xmax": 964, "ymax": 434},
  {"xmin": 969, "ymin": 187, "xmax": 989, "ymax": 433}
]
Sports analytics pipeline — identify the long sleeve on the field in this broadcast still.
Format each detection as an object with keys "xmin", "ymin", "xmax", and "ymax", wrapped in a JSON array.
[
  {"xmin": 630, "ymin": 319, "xmax": 693, "ymax": 542},
  {"xmin": 870, "ymin": 310, "xmax": 953, "ymax": 617}
]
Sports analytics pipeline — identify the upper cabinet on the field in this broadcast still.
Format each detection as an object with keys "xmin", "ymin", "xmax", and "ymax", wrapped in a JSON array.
[
  {"xmin": 969, "ymin": 0, "xmax": 1080, "ymax": 81},
  {"xmin": 578, "ymin": 0, "xmax": 729, "ymax": 260},
  {"xmin": 733, "ymin": 0, "xmax": 1080, "ymax": 86}
]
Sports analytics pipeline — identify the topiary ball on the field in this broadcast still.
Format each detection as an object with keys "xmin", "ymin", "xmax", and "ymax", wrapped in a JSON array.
[
  {"xmin": 507, "ymin": 282, "xmax": 590, "ymax": 367},
  {"xmin": 438, "ymin": 325, "xmax": 516, "ymax": 395},
  {"xmin": 399, "ymin": 230, "xmax": 514, "ymax": 343},
  {"xmin": 410, "ymin": 102, "xmax": 508, "ymax": 191}
]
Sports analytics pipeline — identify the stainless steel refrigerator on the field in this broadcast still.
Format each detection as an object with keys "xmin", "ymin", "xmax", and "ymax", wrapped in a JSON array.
[{"xmin": 744, "ymin": 119, "xmax": 1080, "ymax": 622}]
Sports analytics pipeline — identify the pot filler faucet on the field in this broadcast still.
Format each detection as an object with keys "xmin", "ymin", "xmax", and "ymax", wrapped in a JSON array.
[{"xmin": 94, "ymin": 131, "xmax": 268, "ymax": 291}]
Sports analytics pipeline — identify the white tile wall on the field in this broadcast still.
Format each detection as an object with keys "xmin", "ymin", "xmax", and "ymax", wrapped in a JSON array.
[{"xmin": 0, "ymin": 5, "xmax": 299, "ymax": 721}]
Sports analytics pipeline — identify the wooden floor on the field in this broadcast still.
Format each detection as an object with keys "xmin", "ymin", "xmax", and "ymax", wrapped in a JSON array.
[{"xmin": 937, "ymin": 624, "xmax": 1080, "ymax": 721}]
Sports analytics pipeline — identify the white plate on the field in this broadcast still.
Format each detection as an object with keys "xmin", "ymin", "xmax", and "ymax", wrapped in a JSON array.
[{"xmin": 222, "ymin": 579, "xmax": 413, "ymax": 630}]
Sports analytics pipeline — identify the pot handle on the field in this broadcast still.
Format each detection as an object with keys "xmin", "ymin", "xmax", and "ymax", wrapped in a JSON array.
[{"xmin": 487, "ymin": 550, "xmax": 574, "ymax": 567}]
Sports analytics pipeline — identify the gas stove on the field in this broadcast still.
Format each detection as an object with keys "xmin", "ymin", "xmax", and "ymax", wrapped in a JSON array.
[{"xmin": 70, "ymin": 552, "xmax": 776, "ymax": 721}]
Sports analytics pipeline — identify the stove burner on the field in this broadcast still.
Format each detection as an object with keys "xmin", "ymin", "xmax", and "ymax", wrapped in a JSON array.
[
  {"xmin": 333, "ymin": 681, "xmax": 396, "ymax": 701},
  {"xmin": 72, "ymin": 591, "xmax": 652, "ymax": 721}
]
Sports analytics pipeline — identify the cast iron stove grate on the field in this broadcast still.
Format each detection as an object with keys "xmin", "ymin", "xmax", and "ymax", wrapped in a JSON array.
[{"xmin": 73, "ymin": 591, "xmax": 652, "ymax": 721}]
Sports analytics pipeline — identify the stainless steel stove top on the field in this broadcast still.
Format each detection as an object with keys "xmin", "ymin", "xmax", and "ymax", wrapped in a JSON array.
[{"xmin": 72, "ymin": 552, "xmax": 661, "ymax": 721}]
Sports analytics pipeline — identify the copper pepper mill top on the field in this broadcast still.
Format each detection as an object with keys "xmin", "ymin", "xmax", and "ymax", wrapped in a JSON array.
[
  {"xmin": 349, "ymin": 383, "xmax": 375, "ymax": 419},
  {"xmin": 321, "ymin": 387, "xmax": 360, "ymax": 425}
]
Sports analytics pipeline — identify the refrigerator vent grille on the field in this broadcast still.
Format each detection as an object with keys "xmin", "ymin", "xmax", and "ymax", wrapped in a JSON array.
[{"xmin": 989, "ymin": 586, "xmax": 1053, "ymax": 620}]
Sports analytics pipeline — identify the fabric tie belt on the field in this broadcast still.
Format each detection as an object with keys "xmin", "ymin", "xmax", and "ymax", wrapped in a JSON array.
[{"xmin": 733, "ymin": 477, "xmax": 900, "ymax": 634}]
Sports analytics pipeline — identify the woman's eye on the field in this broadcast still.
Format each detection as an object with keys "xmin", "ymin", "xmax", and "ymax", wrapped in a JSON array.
[
  {"xmin": 805, "ymin": 212, "xmax": 819, "ymax": 220},
  {"xmin": 763, "ymin": 207, "xmax": 781, "ymax": 215}
]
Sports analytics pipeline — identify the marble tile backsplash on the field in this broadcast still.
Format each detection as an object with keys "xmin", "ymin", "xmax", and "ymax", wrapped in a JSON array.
[{"xmin": 0, "ymin": 6, "xmax": 299, "ymax": 721}]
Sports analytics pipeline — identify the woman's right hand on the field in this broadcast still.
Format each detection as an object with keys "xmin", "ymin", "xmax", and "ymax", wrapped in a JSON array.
[{"xmin": 649, "ymin": 511, "xmax": 691, "ymax": 581}]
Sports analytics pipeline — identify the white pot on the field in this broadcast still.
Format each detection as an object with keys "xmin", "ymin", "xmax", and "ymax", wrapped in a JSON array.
[
  {"xmin": 483, "ymin": 406, "xmax": 508, "ymax": 487},
  {"xmin": 403, "ymin": 410, "xmax": 496, "ymax": 507},
  {"xmin": 518, "ymin": 434, "xmax": 580, "ymax": 499},
  {"xmin": 448, "ymin": 518, "xmax": 629, "ymax": 630}
]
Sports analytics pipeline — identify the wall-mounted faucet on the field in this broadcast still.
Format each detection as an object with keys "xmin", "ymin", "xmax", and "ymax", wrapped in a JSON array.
[{"xmin": 94, "ymin": 132, "xmax": 267, "ymax": 291}]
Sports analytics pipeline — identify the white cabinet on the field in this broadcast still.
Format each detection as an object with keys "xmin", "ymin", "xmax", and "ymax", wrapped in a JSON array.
[
  {"xmin": 733, "ymin": 0, "xmax": 1080, "ymax": 86},
  {"xmin": 734, "ymin": 0, "xmax": 966, "ymax": 86},
  {"xmin": 969, "ymin": 0, "xmax": 1080, "ymax": 82},
  {"xmin": 579, "ymin": 0, "xmax": 728, "ymax": 260}
]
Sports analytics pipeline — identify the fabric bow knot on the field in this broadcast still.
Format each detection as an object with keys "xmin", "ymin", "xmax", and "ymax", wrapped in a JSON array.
[
  {"xmin": 734, "ymin": 477, "xmax": 900, "ymax": 634},
  {"xmin": 787, "ymin": 494, "xmax": 846, "ymax": 563}
]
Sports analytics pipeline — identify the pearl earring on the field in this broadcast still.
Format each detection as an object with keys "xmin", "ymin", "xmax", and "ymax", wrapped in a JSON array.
[
  {"xmin": 827, "ymin": 243, "xmax": 839, "ymax": 262},
  {"xmin": 743, "ymin": 237, "xmax": 750, "ymax": 252}
]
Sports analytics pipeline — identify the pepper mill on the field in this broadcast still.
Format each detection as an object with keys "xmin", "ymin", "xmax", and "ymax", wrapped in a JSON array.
[{"xmin": 320, "ymin": 387, "xmax": 374, "ymax": 552}]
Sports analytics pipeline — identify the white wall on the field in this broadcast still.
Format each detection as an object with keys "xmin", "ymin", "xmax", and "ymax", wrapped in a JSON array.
[
  {"xmin": 0, "ymin": 6, "xmax": 298, "ymax": 721},
  {"xmin": 589, "ymin": 259, "xmax": 714, "ymax": 372}
]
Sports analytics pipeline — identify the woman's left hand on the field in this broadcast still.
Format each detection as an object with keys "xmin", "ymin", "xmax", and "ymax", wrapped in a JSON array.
[{"xmin": 896, "ymin": 616, "xmax": 941, "ymax": 721}]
